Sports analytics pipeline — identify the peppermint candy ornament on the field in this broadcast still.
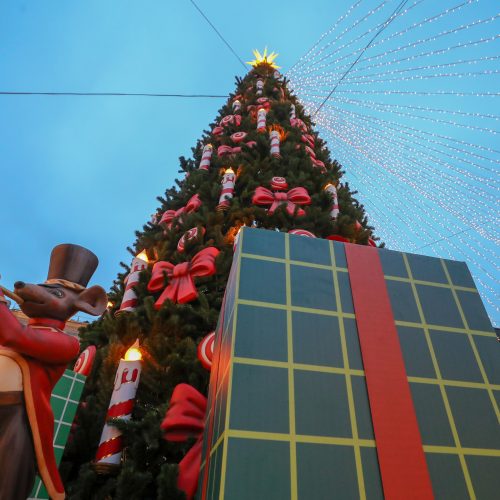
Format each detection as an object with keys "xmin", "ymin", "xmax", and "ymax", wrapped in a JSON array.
[
  {"xmin": 231, "ymin": 131, "xmax": 247, "ymax": 143},
  {"xmin": 271, "ymin": 176, "xmax": 288, "ymax": 191},
  {"xmin": 198, "ymin": 332, "xmax": 215, "ymax": 370},
  {"xmin": 177, "ymin": 227, "xmax": 205, "ymax": 253},
  {"xmin": 73, "ymin": 345, "xmax": 97, "ymax": 376}
]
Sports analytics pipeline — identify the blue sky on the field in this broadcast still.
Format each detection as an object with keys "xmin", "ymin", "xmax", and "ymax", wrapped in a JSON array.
[{"xmin": 1, "ymin": 0, "xmax": 498, "ymax": 325}]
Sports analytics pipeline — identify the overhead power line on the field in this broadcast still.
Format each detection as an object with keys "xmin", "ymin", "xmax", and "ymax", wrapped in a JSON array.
[
  {"xmin": 189, "ymin": 0, "xmax": 247, "ymax": 70},
  {"xmin": 0, "ymin": 91, "xmax": 228, "ymax": 98}
]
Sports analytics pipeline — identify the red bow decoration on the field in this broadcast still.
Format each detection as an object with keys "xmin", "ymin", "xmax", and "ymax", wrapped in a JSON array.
[
  {"xmin": 252, "ymin": 186, "xmax": 311, "ymax": 216},
  {"xmin": 162, "ymin": 384, "xmax": 207, "ymax": 500},
  {"xmin": 217, "ymin": 142, "xmax": 256, "ymax": 157},
  {"xmin": 290, "ymin": 117, "xmax": 308, "ymax": 132},
  {"xmin": 159, "ymin": 194, "xmax": 202, "ymax": 229},
  {"xmin": 147, "ymin": 247, "xmax": 219, "ymax": 307},
  {"xmin": 301, "ymin": 134, "xmax": 315, "ymax": 148},
  {"xmin": 311, "ymin": 157, "xmax": 326, "ymax": 171}
]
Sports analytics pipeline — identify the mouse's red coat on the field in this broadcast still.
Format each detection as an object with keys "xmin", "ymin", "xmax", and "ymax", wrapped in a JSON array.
[{"xmin": 0, "ymin": 295, "xmax": 79, "ymax": 500}]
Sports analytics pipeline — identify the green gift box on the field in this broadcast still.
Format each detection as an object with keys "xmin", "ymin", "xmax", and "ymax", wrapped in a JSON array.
[
  {"xmin": 29, "ymin": 369, "xmax": 86, "ymax": 500},
  {"xmin": 198, "ymin": 227, "xmax": 500, "ymax": 499}
]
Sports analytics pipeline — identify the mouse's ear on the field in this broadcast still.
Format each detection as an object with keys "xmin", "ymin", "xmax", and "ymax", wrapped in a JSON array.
[{"xmin": 74, "ymin": 285, "xmax": 108, "ymax": 316}]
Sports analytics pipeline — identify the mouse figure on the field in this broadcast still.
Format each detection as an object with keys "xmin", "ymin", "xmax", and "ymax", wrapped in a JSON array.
[{"xmin": 0, "ymin": 244, "xmax": 107, "ymax": 500}]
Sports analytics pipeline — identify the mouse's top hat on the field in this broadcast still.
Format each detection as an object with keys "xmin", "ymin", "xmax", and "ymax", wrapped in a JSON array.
[{"xmin": 43, "ymin": 244, "xmax": 99, "ymax": 292}]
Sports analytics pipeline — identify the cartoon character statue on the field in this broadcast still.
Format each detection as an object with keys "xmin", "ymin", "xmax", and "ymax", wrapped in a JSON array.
[{"xmin": 0, "ymin": 244, "xmax": 107, "ymax": 500}]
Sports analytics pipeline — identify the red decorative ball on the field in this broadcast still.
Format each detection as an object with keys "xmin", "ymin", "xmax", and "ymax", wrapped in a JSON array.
[
  {"xmin": 177, "ymin": 227, "xmax": 205, "ymax": 253},
  {"xmin": 289, "ymin": 229, "xmax": 316, "ymax": 238},
  {"xmin": 197, "ymin": 332, "xmax": 215, "ymax": 371},
  {"xmin": 270, "ymin": 176, "xmax": 288, "ymax": 190},
  {"xmin": 73, "ymin": 345, "xmax": 96, "ymax": 376},
  {"xmin": 327, "ymin": 235, "xmax": 350, "ymax": 243}
]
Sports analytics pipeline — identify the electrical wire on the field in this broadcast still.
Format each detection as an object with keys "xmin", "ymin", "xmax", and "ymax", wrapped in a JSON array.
[
  {"xmin": 189, "ymin": 0, "xmax": 247, "ymax": 70},
  {"xmin": 0, "ymin": 91, "xmax": 228, "ymax": 98}
]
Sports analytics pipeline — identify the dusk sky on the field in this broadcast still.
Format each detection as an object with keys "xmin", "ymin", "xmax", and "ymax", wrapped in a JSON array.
[{"xmin": 1, "ymin": 0, "xmax": 498, "ymax": 325}]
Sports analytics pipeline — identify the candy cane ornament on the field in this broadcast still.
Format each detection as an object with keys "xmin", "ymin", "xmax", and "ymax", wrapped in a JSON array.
[
  {"xmin": 217, "ymin": 167, "xmax": 236, "ymax": 211},
  {"xmin": 324, "ymin": 183, "xmax": 340, "ymax": 219},
  {"xmin": 257, "ymin": 108, "xmax": 267, "ymax": 133},
  {"xmin": 198, "ymin": 144, "xmax": 212, "ymax": 171},
  {"xmin": 177, "ymin": 227, "xmax": 205, "ymax": 253}
]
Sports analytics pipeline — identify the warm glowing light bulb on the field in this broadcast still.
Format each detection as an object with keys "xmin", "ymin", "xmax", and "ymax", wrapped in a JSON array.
[
  {"xmin": 225, "ymin": 167, "xmax": 235, "ymax": 174},
  {"xmin": 124, "ymin": 340, "xmax": 142, "ymax": 361},
  {"xmin": 135, "ymin": 250, "xmax": 149, "ymax": 263},
  {"xmin": 107, "ymin": 301, "xmax": 114, "ymax": 309}
]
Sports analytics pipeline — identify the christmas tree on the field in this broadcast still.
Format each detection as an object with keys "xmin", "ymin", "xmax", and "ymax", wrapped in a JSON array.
[{"xmin": 63, "ymin": 49, "xmax": 377, "ymax": 499}]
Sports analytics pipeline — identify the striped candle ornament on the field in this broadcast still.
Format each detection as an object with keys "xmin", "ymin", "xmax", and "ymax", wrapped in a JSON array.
[
  {"xmin": 95, "ymin": 341, "xmax": 142, "ymax": 467},
  {"xmin": 217, "ymin": 167, "xmax": 236, "ymax": 211},
  {"xmin": 115, "ymin": 251, "xmax": 149, "ymax": 315},
  {"xmin": 270, "ymin": 130, "xmax": 281, "ymax": 158},
  {"xmin": 324, "ymin": 183, "xmax": 340, "ymax": 219},
  {"xmin": 198, "ymin": 144, "xmax": 213, "ymax": 171},
  {"xmin": 257, "ymin": 108, "xmax": 267, "ymax": 133}
]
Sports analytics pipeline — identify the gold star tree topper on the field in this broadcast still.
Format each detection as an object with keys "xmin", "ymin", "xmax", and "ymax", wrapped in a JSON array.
[{"xmin": 246, "ymin": 48, "xmax": 280, "ymax": 69}]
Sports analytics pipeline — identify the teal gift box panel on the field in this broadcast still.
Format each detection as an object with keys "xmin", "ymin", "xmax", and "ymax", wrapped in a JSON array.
[
  {"xmin": 29, "ymin": 369, "xmax": 86, "ymax": 499},
  {"xmin": 198, "ymin": 227, "xmax": 500, "ymax": 500}
]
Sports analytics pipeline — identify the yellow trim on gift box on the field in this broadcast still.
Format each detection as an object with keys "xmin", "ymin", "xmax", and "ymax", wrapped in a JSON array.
[
  {"xmin": 403, "ymin": 253, "xmax": 476, "ymax": 500},
  {"xmin": 440, "ymin": 259, "xmax": 500, "ymax": 425},
  {"xmin": 218, "ymin": 230, "xmax": 244, "ymax": 500},
  {"xmin": 284, "ymin": 234, "xmax": 298, "ymax": 500},
  {"xmin": 330, "ymin": 241, "xmax": 366, "ymax": 500}
]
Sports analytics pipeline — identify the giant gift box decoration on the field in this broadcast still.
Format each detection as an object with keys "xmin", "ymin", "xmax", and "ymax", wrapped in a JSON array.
[
  {"xmin": 29, "ymin": 370, "xmax": 86, "ymax": 499},
  {"xmin": 197, "ymin": 227, "xmax": 500, "ymax": 500}
]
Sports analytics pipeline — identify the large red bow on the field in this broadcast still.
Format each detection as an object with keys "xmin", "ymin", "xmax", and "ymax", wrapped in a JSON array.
[
  {"xmin": 162, "ymin": 384, "xmax": 207, "ymax": 500},
  {"xmin": 147, "ymin": 247, "xmax": 219, "ymax": 307},
  {"xmin": 252, "ymin": 186, "xmax": 311, "ymax": 216},
  {"xmin": 159, "ymin": 194, "xmax": 202, "ymax": 229},
  {"xmin": 217, "ymin": 142, "xmax": 256, "ymax": 157}
]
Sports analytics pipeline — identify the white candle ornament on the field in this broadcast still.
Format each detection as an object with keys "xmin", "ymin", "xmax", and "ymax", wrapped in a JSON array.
[
  {"xmin": 257, "ymin": 108, "xmax": 267, "ymax": 133},
  {"xmin": 232, "ymin": 99, "xmax": 241, "ymax": 113},
  {"xmin": 256, "ymin": 79, "xmax": 264, "ymax": 95},
  {"xmin": 95, "ymin": 341, "xmax": 143, "ymax": 466},
  {"xmin": 270, "ymin": 130, "xmax": 281, "ymax": 158},
  {"xmin": 198, "ymin": 144, "xmax": 213, "ymax": 171},
  {"xmin": 290, "ymin": 104, "xmax": 296, "ymax": 120},
  {"xmin": 217, "ymin": 168, "xmax": 236, "ymax": 211},
  {"xmin": 115, "ymin": 251, "xmax": 149, "ymax": 315}
]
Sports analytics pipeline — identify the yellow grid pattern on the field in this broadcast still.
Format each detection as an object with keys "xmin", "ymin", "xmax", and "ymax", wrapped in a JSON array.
[{"xmin": 201, "ymin": 233, "xmax": 499, "ymax": 499}]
